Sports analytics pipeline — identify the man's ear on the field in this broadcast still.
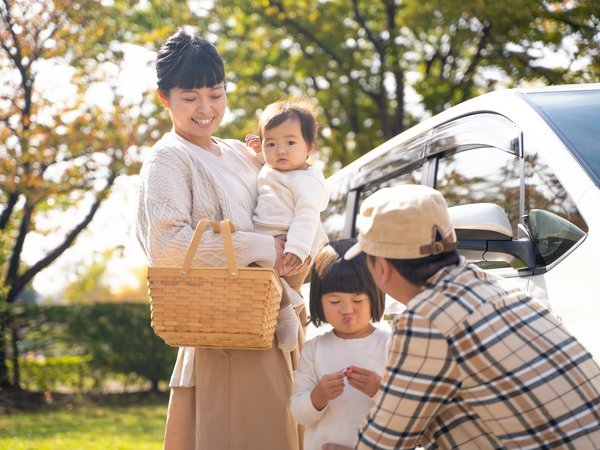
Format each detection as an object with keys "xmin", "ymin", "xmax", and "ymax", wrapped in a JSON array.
[
  {"xmin": 378, "ymin": 257, "xmax": 393, "ymax": 285},
  {"xmin": 156, "ymin": 88, "xmax": 169, "ymax": 109}
]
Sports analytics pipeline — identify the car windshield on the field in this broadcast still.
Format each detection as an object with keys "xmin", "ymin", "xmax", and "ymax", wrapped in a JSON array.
[{"xmin": 524, "ymin": 89, "xmax": 600, "ymax": 187}]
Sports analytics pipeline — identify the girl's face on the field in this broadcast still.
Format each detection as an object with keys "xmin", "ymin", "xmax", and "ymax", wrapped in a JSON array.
[
  {"xmin": 261, "ymin": 118, "xmax": 313, "ymax": 171},
  {"xmin": 158, "ymin": 83, "xmax": 227, "ymax": 148},
  {"xmin": 322, "ymin": 292, "xmax": 374, "ymax": 339}
]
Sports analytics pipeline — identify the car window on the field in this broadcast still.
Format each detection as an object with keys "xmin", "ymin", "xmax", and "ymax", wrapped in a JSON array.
[
  {"xmin": 359, "ymin": 167, "xmax": 423, "ymax": 205},
  {"xmin": 525, "ymin": 89, "xmax": 600, "ymax": 187},
  {"xmin": 524, "ymin": 150, "xmax": 588, "ymax": 267},
  {"xmin": 435, "ymin": 147, "xmax": 522, "ymax": 233},
  {"xmin": 435, "ymin": 147, "xmax": 521, "ymax": 269},
  {"xmin": 322, "ymin": 176, "xmax": 352, "ymax": 240}
]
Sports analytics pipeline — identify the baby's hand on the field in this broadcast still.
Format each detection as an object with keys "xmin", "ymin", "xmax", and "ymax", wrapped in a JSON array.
[
  {"xmin": 282, "ymin": 253, "xmax": 303, "ymax": 276},
  {"xmin": 245, "ymin": 134, "xmax": 261, "ymax": 153},
  {"xmin": 344, "ymin": 365, "xmax": 382, "ymax": 398}
]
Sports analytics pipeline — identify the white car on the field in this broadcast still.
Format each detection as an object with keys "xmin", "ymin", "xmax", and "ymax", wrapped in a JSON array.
[{"xmin": 320, "ymin": 83, "xmax": 600, "ymax": 362}]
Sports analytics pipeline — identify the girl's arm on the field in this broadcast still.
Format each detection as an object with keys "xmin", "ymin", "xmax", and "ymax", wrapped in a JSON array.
[
  {"xmin": 310, "ymin": 370, "xmax": 346, "ymax": 410},
  {"xmin": 291, "ymin": 340, "xmax": 330, "ymax": 426}
]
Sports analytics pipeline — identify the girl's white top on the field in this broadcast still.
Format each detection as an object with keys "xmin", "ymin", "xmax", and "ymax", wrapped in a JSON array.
[{"xmin": 291, "ymin": 327, "xmax": 391, "ymax": 450}]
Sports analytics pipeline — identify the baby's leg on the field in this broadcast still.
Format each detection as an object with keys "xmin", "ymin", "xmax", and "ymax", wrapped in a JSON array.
[{"xmin": 276, "ymin": 267, "xmax": 310, "ymax": 352}]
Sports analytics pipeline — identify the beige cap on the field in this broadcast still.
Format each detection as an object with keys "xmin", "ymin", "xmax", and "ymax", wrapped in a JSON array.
[{"xmin": 344, "ymin": 185, "xmax": 457, "ymax": 260}]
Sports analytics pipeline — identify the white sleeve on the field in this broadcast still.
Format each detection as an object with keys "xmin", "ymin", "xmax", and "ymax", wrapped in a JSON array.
[
  {"xmin": 291, "ymin": 339, "xmax": 328, "ymax": 426},
  {"xmin": 136, "ymin": 149, "xmax": 276, "ymax": 268},
  {"xmin": 284, "ymin": 172, "xmax": 329, "ymax": 262}
]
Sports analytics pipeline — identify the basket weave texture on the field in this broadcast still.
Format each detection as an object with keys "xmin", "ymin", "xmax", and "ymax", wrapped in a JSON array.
[{"xmin": 147, "ymin": 219, "xmax": 282, "ymax": 349}]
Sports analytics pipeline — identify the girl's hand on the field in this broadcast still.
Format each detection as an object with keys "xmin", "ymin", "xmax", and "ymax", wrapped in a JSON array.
[
  {"xmin": 344, "ymin": 365, "xmax": 382, "ymax": 398},
  {"xmin": 310, "ymin": 371, "xmax": 345, "ymax": 411},
  {"xmin": 245, "ymin": 134, "xmax": 261, "ymax": 153}
]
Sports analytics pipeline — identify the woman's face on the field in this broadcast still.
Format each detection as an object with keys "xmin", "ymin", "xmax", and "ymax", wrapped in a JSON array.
[{"xmin": 158, "ymin": 83, "xmax": 227, "ymax": 148}]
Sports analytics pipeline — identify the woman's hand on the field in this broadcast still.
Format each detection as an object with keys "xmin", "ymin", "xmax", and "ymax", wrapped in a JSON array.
[
  {"xmin": 310, "ymin": 371, "xmax": 345, "ymax": 411},
  {"xmin": 245, "ymin": 134, "xmax": 261, "ymax": 153},
  {"xmin": 344, "ymin": 365, "xmax": 382, "ymax": 398}
]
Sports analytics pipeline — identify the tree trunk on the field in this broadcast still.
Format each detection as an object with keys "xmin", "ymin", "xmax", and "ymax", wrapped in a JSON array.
[
  {"xmin": 0, "ymin": 322, "xmax": 10, "ymax": 387},
  {"xmin": 11, "ymin": 328, "xmax": 20, "ymax": 389}
]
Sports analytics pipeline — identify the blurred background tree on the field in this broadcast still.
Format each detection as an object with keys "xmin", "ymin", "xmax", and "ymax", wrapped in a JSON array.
[
  {"xmin": 201, "ymin": 0, "xmax": 599, "ymax": 170},
  {"xmin": 0, "ymin": 0, "xmax": 173, "ymax": 387},
  {"xmin": 1, "ymin": 0, "xmax": 598, "ymax": 389}
]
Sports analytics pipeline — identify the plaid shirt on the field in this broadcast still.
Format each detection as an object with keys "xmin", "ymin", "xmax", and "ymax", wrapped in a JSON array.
[{"xmin": 357, "ymin": 258, "xmax": 600, "ymax": 449}]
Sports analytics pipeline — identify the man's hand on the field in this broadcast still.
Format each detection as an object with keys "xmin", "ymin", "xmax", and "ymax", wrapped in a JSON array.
[
  {"xmin": 344, "ymin": 365, "xmax": 382, "ymax": 398},
  {"xmin": 245, "ymin": 134, "xmax": 261, "ymax": 153}
]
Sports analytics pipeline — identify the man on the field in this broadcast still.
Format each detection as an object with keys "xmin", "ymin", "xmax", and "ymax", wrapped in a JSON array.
[{"xmin": 333, "ymin": 185, "xmax": 600, "ymax": 449}]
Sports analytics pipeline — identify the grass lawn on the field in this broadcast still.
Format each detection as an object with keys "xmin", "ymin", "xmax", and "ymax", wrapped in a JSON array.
[{"xmin": 0, "ymin": 391, "xmax": 168, "ymax": 450}]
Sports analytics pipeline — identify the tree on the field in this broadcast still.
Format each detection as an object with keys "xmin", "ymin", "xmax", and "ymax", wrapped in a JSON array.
[
  {"xmin": 0, "ymin": 0, "xmax": 161, "ymax": 387},
  {"xmin": 193, "ymin": 0, "xmax": 599, "ymax": 171}
]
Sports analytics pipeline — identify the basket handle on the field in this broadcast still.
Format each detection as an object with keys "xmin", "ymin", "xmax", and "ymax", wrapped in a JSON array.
[{"xmin": 180, "ymin": 219, "xmax": 239, "ymax": 278}]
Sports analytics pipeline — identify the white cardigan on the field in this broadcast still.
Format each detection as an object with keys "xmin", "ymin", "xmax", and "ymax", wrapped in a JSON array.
[{"xmin": 135, "ymin": 132, "xmax": 276, "ymax": 386}]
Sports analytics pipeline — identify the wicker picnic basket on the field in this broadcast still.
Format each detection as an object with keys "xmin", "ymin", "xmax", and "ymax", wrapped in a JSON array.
[{"xmin": 147, "ymin": 219, "xmax": 282, "ymax": 350}]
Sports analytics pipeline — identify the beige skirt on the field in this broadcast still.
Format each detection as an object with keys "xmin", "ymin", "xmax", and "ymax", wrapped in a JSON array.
[{"xmin": 163, "ymin": 310, "xmax": 307, "ymax": 450}]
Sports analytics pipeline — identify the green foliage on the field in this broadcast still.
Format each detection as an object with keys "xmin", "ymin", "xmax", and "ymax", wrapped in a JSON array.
[
  {"xmin": 0, "ymin": 0, "xmax": 165, "ymax": 384},
  {"xmin": 48, "ymin": 303, "xmax": 177, "ymax": 392},
  {"xmin": 0, "ymin": 400, "xmax": 166, "ymax": 449},
  {"xmin": 5, "ymin": 303, "xmax": 176, "ymax": 392},
  {"xmin": 171, "ymin": 0, "xmax": 600, "ymax": 172},
  {"xmin": 8, "ymin": 355, "xmax": 92, "ymax": 392}
]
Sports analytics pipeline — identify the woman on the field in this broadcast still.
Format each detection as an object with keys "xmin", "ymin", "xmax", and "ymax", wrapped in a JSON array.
[{"xmin": 135, "ymin": 28, "xmax": 306, "ymax": 450}]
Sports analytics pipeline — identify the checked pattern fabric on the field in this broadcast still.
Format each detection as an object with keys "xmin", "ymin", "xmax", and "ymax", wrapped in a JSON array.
[{"xmin": 357, "ymin": 258, "xmax": 600, "ymax": 449}]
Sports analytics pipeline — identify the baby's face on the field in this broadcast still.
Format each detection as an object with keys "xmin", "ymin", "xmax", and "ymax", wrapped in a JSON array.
[{"xmin": 261, "ymin": 118, "xmax": 313, "ymax": 171}]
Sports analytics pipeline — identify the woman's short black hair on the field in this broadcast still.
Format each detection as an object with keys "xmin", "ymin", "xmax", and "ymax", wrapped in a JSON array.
[
  {"xmin": 309, "ymin": 239, "xmax": 386, "ymax": 327},
  {"xmin": 156, "ymin": 28, "xmax": 225, "ymax": 94}
]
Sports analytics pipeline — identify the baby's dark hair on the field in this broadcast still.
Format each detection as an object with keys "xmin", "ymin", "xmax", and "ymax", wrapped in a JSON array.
[
  {"xmin": 156, "ymin": 28, "xmax": 225, "ymax": 94},
  {"xmin": 259, "ymin": 97, "xmax": 318, "ymax": 150},
  {"xmin": 309, "ymin": 239, "xmax": 385, "ymax": 327}
]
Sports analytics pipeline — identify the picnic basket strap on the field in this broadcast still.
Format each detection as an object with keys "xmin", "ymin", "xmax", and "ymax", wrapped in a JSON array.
[
  {"xmin": 180, "ymin": 219, "xmax": 213, "ymax": 277},
  {"xmin": 179, "ymin": 218, "xmax": 240, "ymax": 278},
  {"xmin": 219, "ymin": 219, "xmax": 239, "ymax": 278}
]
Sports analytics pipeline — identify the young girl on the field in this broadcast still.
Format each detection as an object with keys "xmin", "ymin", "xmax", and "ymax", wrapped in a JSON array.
[{"xmin": 291, "ymin": 239, "xmax": 390, "ymax": 450}]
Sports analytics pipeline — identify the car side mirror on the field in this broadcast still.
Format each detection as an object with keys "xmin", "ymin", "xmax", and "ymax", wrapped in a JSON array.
[
  {"xmin": 527, "ymin": 209, "xmax": 585, "ymax": 265},
  {"xmin": 448, "ymin": 203, "xmax": 536, "ymax": 268}
]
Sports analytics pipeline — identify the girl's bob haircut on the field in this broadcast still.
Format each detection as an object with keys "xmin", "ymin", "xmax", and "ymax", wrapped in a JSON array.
[{"xmin": 309, "ymin": 239, "xmax": 385, "ymax": 327}]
